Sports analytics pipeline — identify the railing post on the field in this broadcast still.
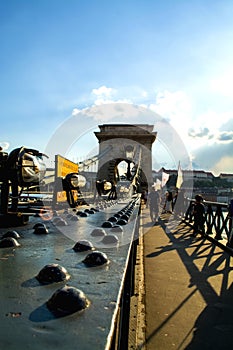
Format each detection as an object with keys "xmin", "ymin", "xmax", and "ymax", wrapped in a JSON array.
[
  {"xmin": 227, "ymin": 200, "xmax": 233, "ymax": 248},
  {"xmin": 183, "ymin": 198, "xmax": 233, "ymax": 247},
  {"xmin": 214, "ymin": 205, "xmax": 223, "ymax": 240},
  {"xmin": 205, "ymin": 204, "xmax": 213, "ymax": 235}
]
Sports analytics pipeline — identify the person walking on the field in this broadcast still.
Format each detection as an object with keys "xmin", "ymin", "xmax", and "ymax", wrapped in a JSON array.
[
  {"xmin": 141, "ymin": 190, "xmax": 148, "ymax": 208},
  {"xmin": 148, "ymin": 187, "xmax": 161, "ymax": 224},
  {"xmin": 163, "ymin": 190, "xmax": 173, "ymax": 214},
  {"xmin": 191, "ymin": 194, "xmax": 206, "ymax": 237}
]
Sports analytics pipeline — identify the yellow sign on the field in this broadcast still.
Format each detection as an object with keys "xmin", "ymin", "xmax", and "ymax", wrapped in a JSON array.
[
  {"xmin": 55, "ymin": 155, "xmax": 79, "ymax": 203},
  {"xmin": 55, "ymin": 154, "xmax": 79, "ymax": 177}
]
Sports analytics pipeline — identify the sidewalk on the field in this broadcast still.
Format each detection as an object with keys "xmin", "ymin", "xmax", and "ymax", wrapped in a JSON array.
[{"xmin": 139, "ymin": 207, "xmax": 233, "ymax": 350}]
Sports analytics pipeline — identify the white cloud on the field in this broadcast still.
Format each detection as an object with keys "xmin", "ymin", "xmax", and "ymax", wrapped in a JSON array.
[
  {"xmin": 149, "ymin": 90, "xmax": 192, "ymax": 118},
  {"xmin": 148, "ymin": 90, "xmax": 193, "ymax": 151},
  {"xmin": 188, "ymin": 127, "xmax": 210, "ymax": 139},
  {"xmin": 192, "ymin": 110, "xmax": 233, "ymax": 132},
  {"xmin": 71, "ymin": 108, "xmax": 81, "ymax": 116},
  {"xmin": 147, "ymin": 90, "xmax": 233, "ymax": 154},
  {"xmin": 91, "ymin": 85, "xmax": 134, "ymax": 107},
  {"xmin": 92, "ymin": 85, "xmax": 114, "ymax": 98}
]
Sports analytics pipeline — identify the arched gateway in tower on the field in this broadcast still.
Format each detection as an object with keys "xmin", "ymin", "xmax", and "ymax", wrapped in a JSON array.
[{"xmin": 94, "ymin": 124, "xmax": 157, "ymax": 192}]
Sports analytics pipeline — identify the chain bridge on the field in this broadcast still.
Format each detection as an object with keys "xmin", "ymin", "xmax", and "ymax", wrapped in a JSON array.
[{"xmin": 1, "ymin": 124, "xmax": 233, "ymax": 350}]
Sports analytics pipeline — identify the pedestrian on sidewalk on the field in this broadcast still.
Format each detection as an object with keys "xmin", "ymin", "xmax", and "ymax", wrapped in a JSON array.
[
  {"xmin": 147, "ymin": 186, "xmax": 161, "ymax": 224},
  {"xmin": 191, "ymin": 194, "xmax": 206, "ymax": 237},
  {"xmin": 163, "ymin": 190, "xmax": 173, "ymax": 214},
  {"xmin": 141, "ymin": 190, "xmax": 148, "ymax": 208}
]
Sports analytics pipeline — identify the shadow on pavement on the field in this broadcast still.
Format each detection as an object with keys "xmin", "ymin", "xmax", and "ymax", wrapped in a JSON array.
[{"xmin": 142, "ymin": 213, "xmax": 233, "ymax": 350}]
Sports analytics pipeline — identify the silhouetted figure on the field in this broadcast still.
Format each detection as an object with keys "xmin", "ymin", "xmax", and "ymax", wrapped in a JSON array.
[
  {"xmin": 163, "ymin": 190, "xmax": 173, "ymax": 213},
  {"xmin": 141, "ymin": 190, "xmax": 148, "ymax": 207},
  {"xmin": 191, "ymin": 194, "xmax": 205, "ymax": 237},
  {"xmin": 148, "ymin": 187, "xmax": 160, "ymax": 223}
]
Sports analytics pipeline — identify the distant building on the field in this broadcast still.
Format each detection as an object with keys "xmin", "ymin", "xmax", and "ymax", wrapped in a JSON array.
[
  {"xmin": 219, "ymin": 173, "xmax": 233, "ymax": 182},
  {"xmin": 153, "ymin": 168, "xmax": 215, "ymax": 182},
  {"xmin": 152, "ymin": 167, "xmax": 233, "ymax": 203}
]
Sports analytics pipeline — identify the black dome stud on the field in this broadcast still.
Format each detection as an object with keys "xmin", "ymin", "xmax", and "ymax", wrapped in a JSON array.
[
  {"xmin": 116, "ymin": 219, "xmax": 128, "ymax": 226},
  {"xmin": 108, "ymin": 216, "xmax": 118, "ymax": 223},
  {"xmin": 36, "ymin": 264, "xmax": 70, "ymax": 284},
  {"xmin": 0, "ymin": 237, "xmax": 20, "ymax": 248},
  {"xmin": 91, "ymin": 207, "xmax": 99, "ymax": 212},
  {"xmin": 102, "ymin": 221, "xmax": 113, "ymax": 228},
  {"xmin": 88, "ymin": 210, "xmax": 95, "ymax": 214},
  {"xmin": 82, "ymin": 251, "xmax": 108, "ymax": 267},
  {"xmin": 126, "ymin": 209, "xmax": 133, "ymax": 214},
  {"xmin": 33, "ymin": 223, "xmax": 46, "ymax": 229},
  {"xmin": 34, "ymin": 225, "xmax": 49, "ymax": 234},
  {"xmin": 73, "ymin": 240, "xmax": 94, "ymax": 252},
  {"xmin": 2, "ymin": 230, "xmax": 21, "ymax": 239},
  {"xmin": 80, "ymin": 212, "xmax": 88, "ymax": 217},
  {"xmin": 47, "ymin": 285, "xmax": 90, "ymax": 316},
  {"xmin": 121, "ymin": 214, "xmax": 129, "ymax": 222}
]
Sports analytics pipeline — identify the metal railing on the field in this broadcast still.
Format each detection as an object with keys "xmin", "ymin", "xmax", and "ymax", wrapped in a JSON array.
[{"xmin": 183, "ymin": 198, "xmax": 233, "ymax": 248}]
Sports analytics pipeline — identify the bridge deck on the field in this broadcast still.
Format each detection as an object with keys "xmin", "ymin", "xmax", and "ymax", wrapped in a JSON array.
[
  {"xmin": 1, "ymin": 202, "xmax": 233, "ymax": 350},
  {"xmin": 139, "ymin": 208, "xmax": 233, "ymax": 350},
  {"xmin": 0, "ymin": 200, "xmax": 140, "ymax": 350}
]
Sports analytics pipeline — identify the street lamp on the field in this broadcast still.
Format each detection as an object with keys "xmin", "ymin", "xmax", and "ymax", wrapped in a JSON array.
[{"xmin": 125, "ymin": 145, "xmax": 134, "ymax": 159}]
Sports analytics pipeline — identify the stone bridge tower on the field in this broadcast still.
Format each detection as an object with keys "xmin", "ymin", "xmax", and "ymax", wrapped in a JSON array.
[{"xmin": 94, "ymin": 124, "xmax": 157, "ymax": 190}]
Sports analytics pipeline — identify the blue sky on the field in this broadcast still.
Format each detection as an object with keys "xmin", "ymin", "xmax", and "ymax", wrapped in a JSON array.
[{"xmin": 1, "ymin": 0, "xmax": 233, "ymax": 175}]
